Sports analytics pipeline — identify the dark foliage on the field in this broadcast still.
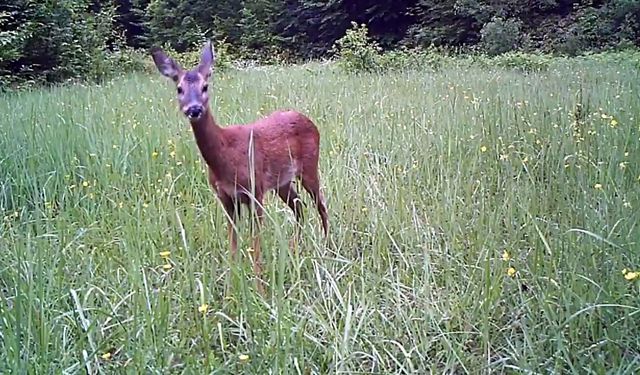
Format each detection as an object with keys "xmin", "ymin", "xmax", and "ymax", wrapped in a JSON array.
[{"xmin": 1, "ymin": 0, "xmax": 639, "ymax": 85}]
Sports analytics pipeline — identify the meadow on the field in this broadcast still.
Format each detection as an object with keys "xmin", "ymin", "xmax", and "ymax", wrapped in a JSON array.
[{"xmin": 1, "ymin": 56, "xmax": 639, "ymax": 374}]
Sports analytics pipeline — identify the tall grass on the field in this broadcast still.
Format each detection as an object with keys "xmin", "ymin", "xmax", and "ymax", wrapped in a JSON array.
[{"xmin": 1, "ymin": 58, "xmax": 639, "ymax": 373}]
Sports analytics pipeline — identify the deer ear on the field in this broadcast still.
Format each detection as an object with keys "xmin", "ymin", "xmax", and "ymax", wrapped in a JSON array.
[
  {"xmin": 198, "ymin": 41, "xmax": 216, "ymax": 78},
  {"xmin": 151, "ymin": 47, "xmax": 182, "ymax": 82}
]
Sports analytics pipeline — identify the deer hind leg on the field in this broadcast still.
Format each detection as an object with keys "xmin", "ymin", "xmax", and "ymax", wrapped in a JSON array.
[
  {"xmin": 218, "ymin": 193, "xmax": 239, "ymax": 260},
  {"xmin": 277, "ymin": 181, "xmax": 304, "ymax": 251},
  {"xmin": 300, "ymin": 171, "xmax": 329, "ymax": 238},
  {"xmin": 249, "ymin": 193, "xmax": 266, "ymax": 294}
]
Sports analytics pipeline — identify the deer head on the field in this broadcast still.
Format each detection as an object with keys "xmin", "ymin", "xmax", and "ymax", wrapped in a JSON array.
[{"xmin": 151, "ymin": 41, "xmax": 215, "ymax": 121}]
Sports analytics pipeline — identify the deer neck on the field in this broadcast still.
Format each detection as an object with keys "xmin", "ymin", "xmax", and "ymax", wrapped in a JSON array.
[{"xmin": 190, "ymin": 109, "xmax": 226, "ymax": 169}]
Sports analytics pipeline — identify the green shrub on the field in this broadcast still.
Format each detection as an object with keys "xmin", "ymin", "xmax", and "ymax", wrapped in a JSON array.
[
  {"xmin": 376, "ymin": 48, "xmax": 412, "ymax": 71},
  {"xmin": 0, "ymin": 1, "xmax": 132, "ymax": 88},
  {"xmin": 576, "ymin": 49, "xmax": 640, "ymax": 69},
  {"xmin": 331, "ymin": 22, "xmax": 382, "ymax": 73},
  {"xmin": 106, "ymin": 46, "xmax": 148, "ymax": 74},
  {"xmin": 332, "ymin": 23, "xmax": 456, "ymax": 73},
  {"xmin": 490, "ymin": 51, "xmax": 552, "ymax": 72},
  {"xmin": 480, "ymin": 16, "xmax": 523, "ymax": 56},
  {"xmin": 378, "ymin": 46, "xmax": 453, "ymax": 72},
  {"xmin": 212, "ymin": 39, "xmax": 235, "ymax": 71}
]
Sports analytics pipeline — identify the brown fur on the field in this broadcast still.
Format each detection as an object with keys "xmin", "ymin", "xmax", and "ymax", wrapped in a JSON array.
[{"xmin": 151, "ymin": 41, "xmax": 329, "ymax": 293}]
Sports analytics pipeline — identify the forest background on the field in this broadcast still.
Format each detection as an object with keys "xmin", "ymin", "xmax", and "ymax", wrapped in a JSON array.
[{"xmin": 1, "ymin": 0, "xmax": 639, "ymax": 87}]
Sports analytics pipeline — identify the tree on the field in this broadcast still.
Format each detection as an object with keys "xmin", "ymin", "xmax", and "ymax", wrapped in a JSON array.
[
  {"xmin": 238, "ymin": 0, "xmax": 285, "ymax": 55},
  {"xmin": 480, "ymin": 16, "xmax": 523, "ymax": 55},
  {"xmin": 405, "ymin": 0, "xmax": 481, "ymax": 47},
  {"xmin": 0, "ymin": 0, "xmax": 121, "ymax": 85}
]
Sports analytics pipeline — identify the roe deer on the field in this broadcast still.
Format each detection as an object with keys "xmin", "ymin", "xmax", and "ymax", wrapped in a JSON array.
[{"xmin": 150, "ymin": 41, "xmax": 329, "ymax": 292}]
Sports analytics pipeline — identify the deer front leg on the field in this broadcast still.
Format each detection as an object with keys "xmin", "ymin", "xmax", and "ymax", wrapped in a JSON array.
[
  {"xmin": 218, "ymin": 193, "xmax": 239, "ymax": 260},
  {"xmin": 210, "ymin": 169, "xmax": 239, "ymax": 259}
]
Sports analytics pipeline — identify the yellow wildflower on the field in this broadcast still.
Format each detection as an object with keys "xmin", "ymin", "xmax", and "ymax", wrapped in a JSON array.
[
  {"xmin": 507, "ymin": 267, "xmax": 517, "ymax": 277},
  {"xmin": 159, "ymin": 251, "xmax": 171, "ymax": 258},
  {"xmin": 480, "ymin": 146, "xmax": 487, "ymax": 153},
  {"xmin": 101, "ymin": 352, "xmax": 112, "ymax": 360},
  {"xmin": 198, "ymin": 304, "xmax": 209, "ymax": 313},
  {"xmin": 152, "ymin": 151, "xmax": 159, "ymax": 158},
  {"xmin": 162, "ymin": 263, "xmax": 172, "ymax": 270},
  {"xmin": 610, "ymin": 119, "xmax": 618, "ymax": 127},
  {"xmin": 82, "ymin": 181, "xmax": 89, "ymax": 187},
  {"xmin": 502, "ymin": 250, "xmax": 511, "ymax": 261},
  {"xmin": 622, "ymin": 269, "xmax": 638, "ymax": 281},
  {"xmin": 594, "ymin": 183, "xmax": 603, "ymax": 190}
]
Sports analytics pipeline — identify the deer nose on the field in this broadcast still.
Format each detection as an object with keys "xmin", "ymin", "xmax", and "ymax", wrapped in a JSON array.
[{"xmin": 185, "ymin": 105, "xmax": 203, "ymax": 119}]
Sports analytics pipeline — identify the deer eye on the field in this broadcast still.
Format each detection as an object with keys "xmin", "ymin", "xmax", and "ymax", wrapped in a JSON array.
[
  {"xmin": 202, "ymin": 84, "xmax": 208, "ymax": 93},
  {"xmin": 177, "ymin": 87, "xmax": 183, "ymax": 95}
]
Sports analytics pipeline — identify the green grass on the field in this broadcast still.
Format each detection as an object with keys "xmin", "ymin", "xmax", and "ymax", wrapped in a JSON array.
[{"xmin": 1, "ymin": 58, "xmax": 639, "ymax": 374}]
